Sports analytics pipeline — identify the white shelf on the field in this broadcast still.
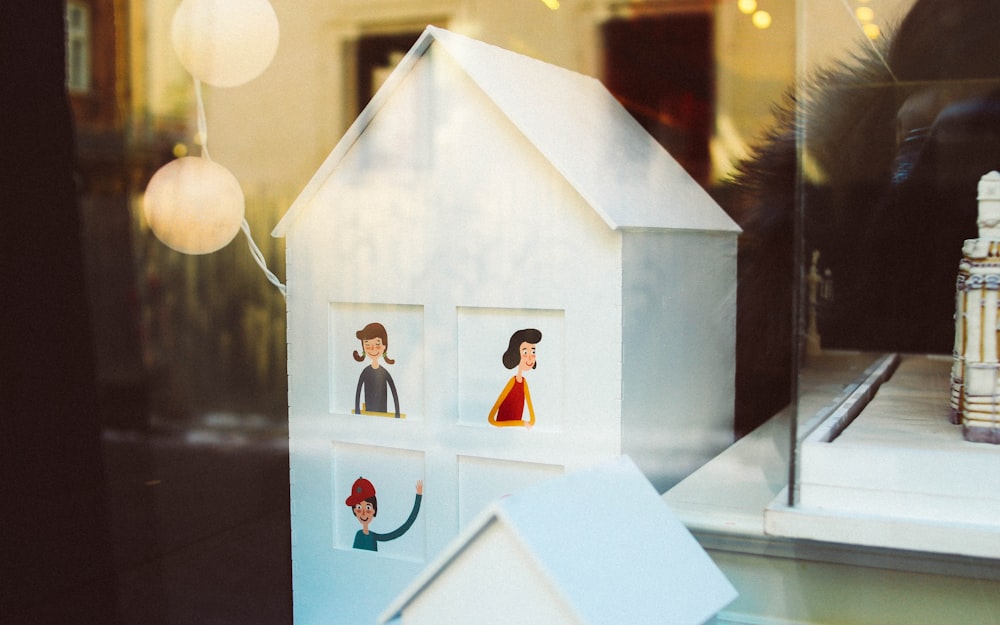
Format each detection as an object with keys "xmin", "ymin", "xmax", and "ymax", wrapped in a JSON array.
[
  {"xmin": 666, "ymin": 350, "xmax": 1000, "ymax": 565},
  {"xmin": 764, "ymin": 353, "xmax": 1000, "ymax": 558}
]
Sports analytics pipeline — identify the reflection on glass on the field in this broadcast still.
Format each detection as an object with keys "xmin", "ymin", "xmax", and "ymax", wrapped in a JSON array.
[
  {"xmin": 783, "ymin": 0, "xmax": 1000, "ymax": 504},
  {"xmin": 62, "ymin": 0, "xmax": 802, "ymax": 621}
]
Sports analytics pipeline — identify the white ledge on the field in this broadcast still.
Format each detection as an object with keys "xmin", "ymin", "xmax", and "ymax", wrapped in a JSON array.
[{"xmin": 664, "ymin": 351, "xmax": 1000, "ymax": 577}]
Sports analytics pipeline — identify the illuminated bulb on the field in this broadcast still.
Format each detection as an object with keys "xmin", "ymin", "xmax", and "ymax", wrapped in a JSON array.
[
  {"xmin": 863, "ymin": 22, "xmax": 881, "ymax": 40},
  {"xmin": 855, "ymin": 6, "xmax": 875, "ymax": 22},
  {"xmin": 752, "ymin": 10, "xmax": 772, "ymax": 29},
  {"xmin": 540, "ymin": 0, "xmax": 560, "ymax": 9},
  {"xmin": 738, "ymin": 0, "xmax": 757, "ymax": 15},
  {"xmin": 171, "ymin": 0, "xmax": 280, "ymax": 87},
  {"xmin": 143, "ymin": 156, "xmax": 245, "ymax": 255}
]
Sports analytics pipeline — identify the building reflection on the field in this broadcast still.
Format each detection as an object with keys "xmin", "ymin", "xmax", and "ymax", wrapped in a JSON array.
[{"xmin": 69, "ymin": 0, "xmax": 288, "ymax": 432}]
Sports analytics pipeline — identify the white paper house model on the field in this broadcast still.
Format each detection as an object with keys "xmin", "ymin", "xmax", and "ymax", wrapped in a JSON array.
[
  {"xmin": 272, "ymin": 26, "xmax": 740, "ymax": 624},
  {"xmin": 379, "ymin": 456, "xmax": 737, "ymax": 625}
]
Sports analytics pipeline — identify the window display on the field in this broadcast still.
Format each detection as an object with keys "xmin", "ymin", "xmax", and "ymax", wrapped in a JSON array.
[
  {"xmin": 37, "ymin": 0, "xmax": 1000, "ymax": 623},
  {"xmin": 731, "ymin": 0, "xmax": 1000, "ymax": 554}
]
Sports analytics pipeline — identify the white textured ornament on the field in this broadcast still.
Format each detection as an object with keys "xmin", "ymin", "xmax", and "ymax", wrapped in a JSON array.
[
  {"xmin": 143, "ymin": 156, "xmax": 245, "ymax": 255},
  {"xmin": 171, "ymin": 0, "xmax": 279, "ymax": 87}
]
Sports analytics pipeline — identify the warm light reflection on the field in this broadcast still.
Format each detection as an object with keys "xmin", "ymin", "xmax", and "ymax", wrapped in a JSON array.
[
  {"xmin": 173, "ymin": 142, "xmax": 189, "ymax": 158},
  {"xmin": 863, "ymin": 22, "xmax": 881, "ymax": 40},
  {"xmin": 855, "ymin": 6, "xmax": 875, "ymax": 23},
  {"xmin": 738, "ymin": 0, "xmax": 757, "ymax": 15},
  {"xmin": 540, "ymin": 0, "xmax": 560, "ymax": 9},
  {"xmin": 752, "ymin": 10, "xmax": 772, "ymax": 29}
]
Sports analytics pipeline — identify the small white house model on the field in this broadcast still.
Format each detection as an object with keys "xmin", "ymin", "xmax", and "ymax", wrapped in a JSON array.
[
  {"xmin": 272, "ymin": 26, "xmax": 739, "ymax": 624},
  {"xmin": 379, "ymin": 456, "xmax": 737, "ymax": 625}
]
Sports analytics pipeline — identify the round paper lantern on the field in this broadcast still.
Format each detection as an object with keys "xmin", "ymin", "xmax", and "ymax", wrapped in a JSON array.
[
  {"xmin": 171, "ymin": 0, "xmax": 279, "ymax": 87},
  {"xmin": 143, "ymin": 156, "xmax": 245, "ymax": 255}
]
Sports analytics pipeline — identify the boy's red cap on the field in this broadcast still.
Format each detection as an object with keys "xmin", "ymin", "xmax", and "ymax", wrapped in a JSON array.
[{"xmin": 346, "ymin": 477, "xmax": 376, "ymax": 507}]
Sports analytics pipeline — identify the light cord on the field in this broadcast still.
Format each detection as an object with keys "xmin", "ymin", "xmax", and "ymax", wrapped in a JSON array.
[
  {"xmin": 194, "ymin": 78, "xmax": 211, "ymax": 160},
  {"xmin": 242, "ymin": 219, "xmax": 287, "ymax": 297}
]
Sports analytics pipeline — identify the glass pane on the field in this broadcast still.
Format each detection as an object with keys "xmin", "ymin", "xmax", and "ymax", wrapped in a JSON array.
[
  {"xmin": 44, "ymin": 0, "xmax": 804, "ymax": 621},
  {"xmin": 787, "ymin": 0, "xmax": 1000, "ymax": 549}
]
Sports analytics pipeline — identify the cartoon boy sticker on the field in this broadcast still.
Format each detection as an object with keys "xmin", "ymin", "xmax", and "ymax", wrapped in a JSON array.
[
  {"xmin": 353, "ymin": 322, "xmax": 401, "ymax": 418},
  {"xmin": 488, "ymin": 328, "xmax": 542, "ymax": 428},
  {"xmin": 346, "ymin": 477, "xmax": 423, "ymax": 551}
]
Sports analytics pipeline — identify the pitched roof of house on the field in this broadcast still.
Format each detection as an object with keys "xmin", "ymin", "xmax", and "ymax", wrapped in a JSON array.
[
  {"xmin": 378, "ymin": 456, "xmax": 737, "ymax": 625},
  {"xmin": 273, "ymin": 26, "xmax": 740, "ymax": 237}
]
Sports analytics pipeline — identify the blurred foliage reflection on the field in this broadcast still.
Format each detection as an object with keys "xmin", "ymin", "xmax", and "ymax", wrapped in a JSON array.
[{"xmin": 130, "ymin": 189, "xmax": 288, "ymax": 426}]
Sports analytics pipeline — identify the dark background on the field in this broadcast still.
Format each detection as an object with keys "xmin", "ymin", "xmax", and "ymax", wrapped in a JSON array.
[{"xmin": 1, "ymin": 3, "xmax": 293, "ymax": 624}]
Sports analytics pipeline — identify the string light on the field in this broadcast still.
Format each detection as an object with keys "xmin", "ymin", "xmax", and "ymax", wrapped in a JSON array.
[
  {"xmin": 751, "ymin": 10, "xmax": 772, "ymax": 29},
  {"xmin": 738, "ymin": 1, "xmax": 771, "ymax": 30},
  {"xmin": 855, "ymin": 1, "xmax": 880, "ymax": 41},
  {"xmin": 836, "ymin": 0, "xmax": 891, "ymax": 67},
  {"xmin": 142, "ymin": 0, "xmax": 286, "ymax": 295},
  {"xmin": 143, "ymin": 156, "xmax": 245, "ymax": 255},
  {"xmin": 171, "ymin": 0, "xmax": 279, "ymax": 87}
]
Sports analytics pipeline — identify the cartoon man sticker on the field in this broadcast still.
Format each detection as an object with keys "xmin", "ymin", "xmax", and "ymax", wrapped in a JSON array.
[
  {"xmin": 353, "ymin": 322, "xmax": 401, "ymax": 418},
  {"xmin": 346, "ymin": 477, "xmax": 423, "ymax": 552},
  {"xmin": 488, "ymin": 328, "xmax": 542, "ymax": 428}
]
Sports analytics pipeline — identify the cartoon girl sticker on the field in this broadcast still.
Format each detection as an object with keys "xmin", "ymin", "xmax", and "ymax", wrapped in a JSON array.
[
  {"xmin": 353, "ymin": 322, "xmax": 401, "ymax": 418},
  {"xmin": 488, "ymin": 328, "xmax": 542, "ymax": 428},
  {"xmin": 346, "ymin": 477, "xmax": 423, "ymax": 551}
]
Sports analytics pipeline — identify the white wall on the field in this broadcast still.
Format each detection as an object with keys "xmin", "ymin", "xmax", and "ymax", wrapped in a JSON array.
[{"xmin": 622, "ymin": 229, "xmax": 737, "ymax": 492}]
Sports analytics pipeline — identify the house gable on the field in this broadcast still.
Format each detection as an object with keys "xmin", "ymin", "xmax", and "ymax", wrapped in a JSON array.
[
  {"xmin": 425, "ymin": 26, "xmax": 739, "ymax": 234},
  {"xmin": 390, "ymin": 518, "xmax": 579, "ymax": 625},
  {"xmin": 273, "ymin": 26, "xmax": 740, "ymax": 239},
  {"xmin": 381, "ymin": 457, "xmax": 737, "ymax": 625}
]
